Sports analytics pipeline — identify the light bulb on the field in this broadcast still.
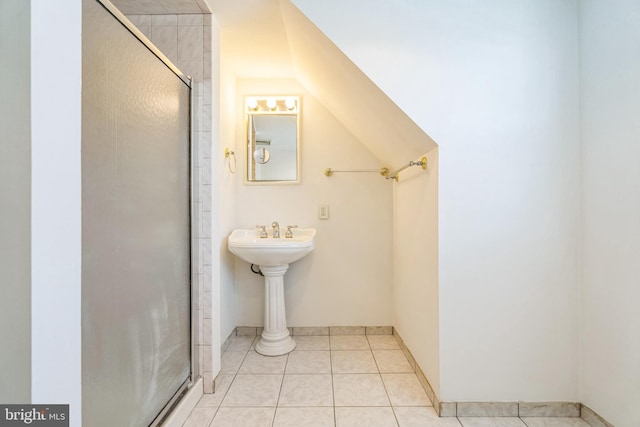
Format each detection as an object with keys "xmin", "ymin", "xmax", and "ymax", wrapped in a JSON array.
[
  {"xmin": 266, "ymin": 98, "xmax": 277, "ymax": 110},
  {"xmin": 247, "ymin": 98, "xmax": 258, "ymax": 110},
  {"xmin": 285, "ymin": 98, "xmax": 296, "ymax": 110}
]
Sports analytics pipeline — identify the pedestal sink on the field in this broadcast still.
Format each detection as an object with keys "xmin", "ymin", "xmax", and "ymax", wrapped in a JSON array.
[{"xmin": 228, "ymin": 228, "xmax": 315, "ymax": 356}]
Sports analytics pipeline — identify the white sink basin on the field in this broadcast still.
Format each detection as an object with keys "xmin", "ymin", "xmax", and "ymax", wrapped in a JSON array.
[
  {"xmin": 227, "ymin": 227, "xmax": 316, "ymax": 356},
  {"xmin": 228, "ymin": 228, "xmax": 316, "ymax": 266}
]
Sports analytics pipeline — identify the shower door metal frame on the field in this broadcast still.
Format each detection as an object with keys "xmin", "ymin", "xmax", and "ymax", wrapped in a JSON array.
[
  {"xmin": 92, "ymin": 1, "xmax": 198, "ymax": 425},
  {"xmin": 98, "ymin": 0, "xmax": 191, "ymax": 86}
]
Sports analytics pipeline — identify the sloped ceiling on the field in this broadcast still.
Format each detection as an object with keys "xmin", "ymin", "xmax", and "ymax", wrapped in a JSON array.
[
  {"xmin": 120, "ymin": 0, "xmax": 438, "ymax": 170},
  {"xmin": 278, "ymin": 0, "xmax": 437, "ymax": 170}
]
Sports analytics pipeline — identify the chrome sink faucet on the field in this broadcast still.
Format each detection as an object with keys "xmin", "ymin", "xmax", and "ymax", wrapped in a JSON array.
[{"xmin": 272, "ymin": 221, "xmax": 280, "ymax": 238}]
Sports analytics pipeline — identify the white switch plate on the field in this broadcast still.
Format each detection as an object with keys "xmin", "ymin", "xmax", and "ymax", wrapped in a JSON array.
[{"xmin": 319, "ymin": 204, "xmax": 330, "ymax": 219}]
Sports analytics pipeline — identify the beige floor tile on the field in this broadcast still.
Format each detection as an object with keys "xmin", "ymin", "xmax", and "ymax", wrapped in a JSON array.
[
  {"xmin": 458, "ymin": 418, "xmax": 527, "ymax": 427},
  {"xmin": 182, "ymin": 407, "xmax": 216, "ymax": 427},
  {"xmin": 273, "ymin": 407, "xmax": 335, "ymax": 427},
  {"xmin": 521, "ymin": 418, "xmax": 591, "ymax": 427},
  {"xmin": 250, "ymin": 338, "xmax": 258, "ymax": 350},
  {"xmin": 196, "ymin": 375, "xmax": 233, "ymax": 407},
  {"xmin": 332, "ymin": 350, "xmax": 378, "ymax": 373},
  {"xmin": 335, "ymin": 407, "xmax": 398, "ymax": 427},
  {"xmin": 238, "ymin": 350, "xmax": 288, "ymax": 374},
  {"xmin": 286, "ymin": 350, "xmax": 331, "ymax": 374},
  {"xmin": 278, "ymin": 374, "xmax": 334, "ymax": 407},
  {"xmin": 394, "ymin": 407, "xmax": 462, "ymax": 427},
  {"xmin": 210, "ymin": 407, "xmax": 275, "ymax": 427},
  {"xmin": 373, "ymin": 350, "xmax": 414, "ymax": 373},
  {"xmin": 214, "ymin": 373, "xmax": 232, "ymax": 393},
  {"xmin": 221, "ymin": 374, "xmax": 283, "ymax": 407},
  {"xmin": 367, "ymin": 335, "xmax": 401, "ymax": 350},
  {"xmin": 220, "ymin": 351, "xmax": 247, "ymax": 375},
  {"xmin": 333, "ymin": 374, "xmax": 390, "ymax": 406},
  {"xmin": 330, "ymin": 335, "xmax": 370, "ymax": 350},
  {"xmin": 382, "ymin": 374, "xmax": 431, "ymax": 406},
  {"xmin": 294, "ymin": 335, "xmax": 330, "ymax": 350},
  {"xmin": 226, "ymin": 335, "xmax": 256, "ymax": 352}
]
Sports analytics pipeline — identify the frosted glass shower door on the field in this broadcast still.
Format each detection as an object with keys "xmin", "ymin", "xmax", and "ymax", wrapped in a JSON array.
[{"xmin": 82, "ymin": 1, "xmax": 191, "ymax": 426}]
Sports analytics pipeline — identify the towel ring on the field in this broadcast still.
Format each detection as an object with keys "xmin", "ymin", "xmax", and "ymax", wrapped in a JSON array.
[{"xmin": 225, "ymin": 148, "xmax": 236, "ymax": 174}]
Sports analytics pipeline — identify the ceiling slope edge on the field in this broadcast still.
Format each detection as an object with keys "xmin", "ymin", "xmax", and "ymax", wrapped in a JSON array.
[{"xmin": 278, "ymin": 0, "xmax": 437, "ymax": 171}]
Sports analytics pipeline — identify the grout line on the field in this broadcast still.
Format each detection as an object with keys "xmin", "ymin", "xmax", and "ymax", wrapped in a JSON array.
[
  {"xmin": 370, "ymin": 343, "xmax": 383, "ymax": 374},
  {"xmin": 206, "ymin": 404, "xmax": 221, "ymax": 427},
  {"xmin": 210, "ymin": 334, "xmax": 436, "ymax": 427},
  {"xmin": 271, "ymin": 352, "xmax": 289, "ymax": 427},
  {"xmin": 390, "ymin": 406, "xmax": 401, "ymax": 426},
  {"xmin": 208, "ymin": 345, "xmax": 249, "ymax": 424},
  {"xmin": 330, "ymin": 345, "xmax": 337, "ymax": 427},
  {"xmin": 269, "ymin": 405, "xmax": 276, "ymax": 427},
  {"xmin": 376, "ymin": 349, "xmax": 394, "ymax": 410}
]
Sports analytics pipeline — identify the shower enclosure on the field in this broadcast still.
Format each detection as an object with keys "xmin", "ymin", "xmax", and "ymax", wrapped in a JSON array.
[{"xmin": 82, "ymin": 0, "xmax": 193, "ymax": 425}]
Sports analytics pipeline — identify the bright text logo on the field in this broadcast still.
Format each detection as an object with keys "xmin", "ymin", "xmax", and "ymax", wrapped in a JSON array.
[{"xmin": 0, "ymin": 405, "xmax": 68, "ymax": 426}]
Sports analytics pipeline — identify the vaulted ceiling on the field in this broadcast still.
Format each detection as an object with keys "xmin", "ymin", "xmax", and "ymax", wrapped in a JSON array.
[
  {"xmin": 109, "ymin": 0, "xmax": 437, "ymax": 170},
  {"xmin": 211, "ymin": 0, "xmax": 437, "ymax": 169}
]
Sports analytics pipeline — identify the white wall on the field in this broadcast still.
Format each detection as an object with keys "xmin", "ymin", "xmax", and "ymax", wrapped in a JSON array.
[
  {"xmin": 393, "ymin": 149, "xmax": 439, "ymax": 394},
  {"xmin": 0, "ymin": 0, "xmax": 31, "ymax": 403},
  {"xmin": 218, "ymin": 25, "xmax": 238, "ymax": 341},
  {"xmin": 579, "ymin": 1, "xmax": 640, "ymax": 425},
  {"xmin": 279, "ymin": 0, "xmax": 437, "ymax": 173},
  {"xmin": 31, "ymin": 0, "xmax": 83, "ymax": 423},
  {"xmin": 294, "ymin": 0, "xmax": 581, "ymax": 402},
  {"xmin": 230, "ymin": 78, "xmax": 394, "ymax": 327}
]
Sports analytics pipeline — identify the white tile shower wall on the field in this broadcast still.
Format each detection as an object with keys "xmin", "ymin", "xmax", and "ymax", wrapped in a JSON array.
[
  {"xmin": 126, "ymin": 13, "xmax": 214, "ymax": 392},
  {"xmin": 112, "ymin": 0, "xmax": 210, "ymax": 15}
]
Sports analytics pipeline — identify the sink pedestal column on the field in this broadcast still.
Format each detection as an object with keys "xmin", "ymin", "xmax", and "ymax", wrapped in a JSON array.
[{"xmin": 254, "ymin": 264, "xmax": 296, "ymax": 356}]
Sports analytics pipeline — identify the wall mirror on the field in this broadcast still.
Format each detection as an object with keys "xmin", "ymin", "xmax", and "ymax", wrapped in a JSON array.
[{"xmin": 245, "ymin": 96, "xmax": 300, "ymax": 183}]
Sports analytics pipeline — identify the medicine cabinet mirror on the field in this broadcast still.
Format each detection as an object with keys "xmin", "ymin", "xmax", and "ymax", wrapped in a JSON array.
[{"xmin": 245, "ymin": 96, "xmax": 300, "ymax": 183}]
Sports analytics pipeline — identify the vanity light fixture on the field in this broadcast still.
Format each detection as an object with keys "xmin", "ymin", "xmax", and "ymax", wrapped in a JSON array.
[
  {"xmin": 285, "ymin": 98, "xmax": 296, "ymax": 111},
  {"xmin": 244, "ymin": 96, "xmax": 299, "ymax": 114},
  {"xmin": 247, "ymin": 98, "xmax": 259, "ymax": 110}
]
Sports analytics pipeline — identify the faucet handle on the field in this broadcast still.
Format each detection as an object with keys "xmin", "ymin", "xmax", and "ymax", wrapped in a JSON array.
[
  {"xmin": 285, "ymin": 225, "xmax": 298, "ymax": 238},
  {"xmin": 256, "ymin": 225, "xmax": 268, "ymax": 238}
]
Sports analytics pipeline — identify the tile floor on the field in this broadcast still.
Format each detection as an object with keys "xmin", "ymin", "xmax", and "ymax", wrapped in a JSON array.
[{"xmin": 182, "ymin": 334, "xmax": 591, "ymax": 427}]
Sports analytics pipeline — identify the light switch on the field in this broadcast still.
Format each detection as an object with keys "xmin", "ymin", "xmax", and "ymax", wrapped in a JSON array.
[{"xmin": 319, "ymin": 204, "xmax": 330, "ymax": 220}]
